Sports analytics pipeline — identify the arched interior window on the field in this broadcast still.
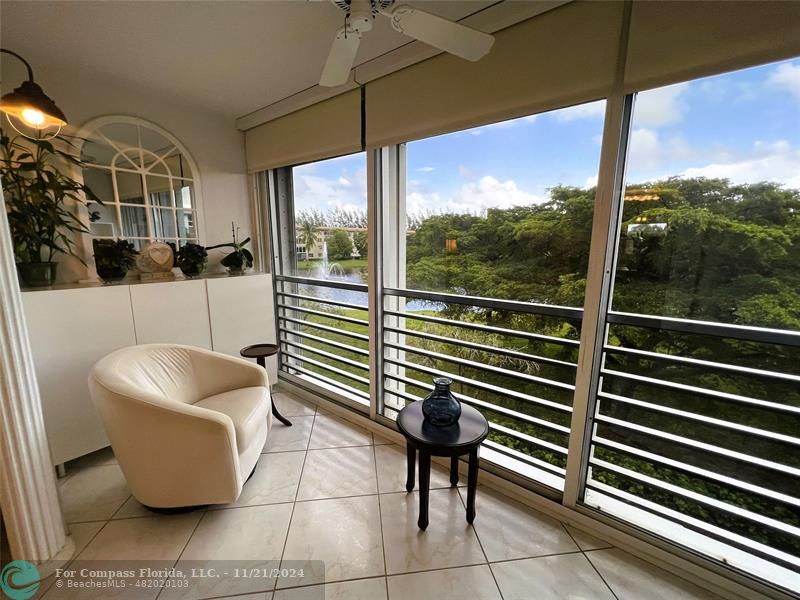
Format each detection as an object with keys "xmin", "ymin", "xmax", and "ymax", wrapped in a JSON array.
[{"xmin": 80, "ymin": 117, "xmax": 201, "ymax": 251}]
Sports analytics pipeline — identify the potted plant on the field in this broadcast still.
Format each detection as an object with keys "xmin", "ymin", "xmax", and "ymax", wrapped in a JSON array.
[
  {"xmin": 208, "ymin": 222, "xmax": 253, "ymax": 274},
  {"xmin": 176, "ymin": 242, "xmax": 208, "ymax": 277},
  {"xmin": 92, "ymin": 238, "xmax": 138, "ymax": 283},
  {"xmin": 1, "ymin": 130, "xmax": 101, "ymax": 287}
]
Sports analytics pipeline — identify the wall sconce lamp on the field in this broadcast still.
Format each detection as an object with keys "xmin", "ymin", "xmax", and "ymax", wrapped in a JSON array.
[{"xmin": 0, "ymin": 48, "xmax": 67, "ymax": 135}]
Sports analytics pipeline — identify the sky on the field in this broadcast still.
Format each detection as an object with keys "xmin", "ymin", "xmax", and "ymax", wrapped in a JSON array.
[{"xmin": 293, "ymin": 58, "xmax": 800, "ymax": 216}]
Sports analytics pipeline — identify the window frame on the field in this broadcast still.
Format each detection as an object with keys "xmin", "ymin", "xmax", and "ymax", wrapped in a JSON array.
[{"xmin": 77, "ymin": 115, "xmax": 205, "ymax": 256}]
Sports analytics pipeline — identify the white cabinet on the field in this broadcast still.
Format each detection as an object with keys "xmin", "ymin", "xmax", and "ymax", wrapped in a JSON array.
[
  {"xmin": 22, "ymin": 286, "xmax": 136, "ymax": 465},
  {"xmin": 206, "ymin": 275, "xmax": 277, "ymax": 384},
  {"xmin": 22, "ymin": 274, "xmax": 275, "ymax": 466},
  {"xmin": 130, "ymin": 279, "xmax": 212, "ymax": 348}
]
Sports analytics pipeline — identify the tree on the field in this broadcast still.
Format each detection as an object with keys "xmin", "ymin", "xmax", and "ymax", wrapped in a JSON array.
[
  {"xmin": 327, "ymin": 229, "xmax": 353, "ymax": 260},
  {"xmin": 298, "ymin": 220, "xmax": 319, "ymax": 255},
  {"xmin": 353, "ymin": 230, "xmax": 368, "ymax": 259}
]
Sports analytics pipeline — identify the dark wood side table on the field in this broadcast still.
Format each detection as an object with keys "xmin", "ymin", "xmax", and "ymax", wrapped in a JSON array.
[
  {"xmin": 397, "ymin": 401, "xmax": 489, "ymax": 530},
  {"xmin": 240, "ymin": 343, "xmax": 292, "ymax": 427}
]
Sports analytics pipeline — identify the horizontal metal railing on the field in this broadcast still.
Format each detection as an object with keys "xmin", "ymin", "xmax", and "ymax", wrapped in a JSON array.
[
  {"xmin": 276, "ymin": 274, "xmax": 367, "ymax": 292},
  {"xmin": 383, "ymin": 340, "xmax": 575, "ymax": 391},
  {"xmin": 591, "ymin": 436, "xmax": 800, "ymax": 508},
  {"xmin": 386, "ymin": 325, "xmax": 577, "ymax": 369},
  {"xmin": 381, "ymin": 289, "xmax": 581, "ymax": 486},
  {"xmin": 277, "ymin": 303, "xmax": 369, "ymax": 327},
  {"xmin": 587, "ymin": 311, "xmax": 800, "ymax": 572},
  {"xmin": 384, "ymin": 287, "xmax": 583, "ymax": 320},
  {"xmin": 607, "ymin": 310, "xmax": 800, "ymax": 347},
  {"xmin": 384, "ymin": 309, "xmax": 580, "ymax": 347},
  {"xmin": 384, "ymin": 355, "xmax": 572, "ymax": 414},
  {"xmin": 277, "ymin": 290, "xmax": 367, "ymax": 311},
  {"xmin": 384, "ymin": 371, "xmax": 571, "ymax": 435},
  {"xmin": 604, "ymin": 343, "xmax": 800, "ymax": 384},
  {"xmin": 600, "ymin": 367, "xmax": 800, "ymax": 415},
  {"xmin": 279, "ymin": 315, "xmax": 369, "ymax": 342},
  {"xmin": 276, "ymin": 277, "xmax": 370, "ymax": 402},
  {"xmin": 594, "ymin": 413, "xmax": 800, "ymax": 477}
]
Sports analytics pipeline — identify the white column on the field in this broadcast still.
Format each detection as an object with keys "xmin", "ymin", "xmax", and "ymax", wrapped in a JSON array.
[{"xmin": 0, "ymin": 187, "xmax": 71, "ymax": 565}]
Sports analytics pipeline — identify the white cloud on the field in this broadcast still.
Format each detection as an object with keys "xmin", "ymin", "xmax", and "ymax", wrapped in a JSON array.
[
  {"xmin": 634, "ymin": 82, "xmax": 689, "ymax": 127},
  {"xmin": 554, "ymin": 100, "xmax": 606, "ymax": 122},
  {"xmin": 407, "ymin": 191, "xmax": 440, "ymax": 213},
  {"xmin": 768, "ymin": 61, "xmax": 800, "ymax": 104},
  {"xmin": 416, "ymin": 166, "xmax": 435, "ymax": 173},
  {"xmin": 293, "ymin": 165, "xmax": 367, "ymax": 212},
  {"xmin": 628, "ymin": 128, "xmax": 704, "ymax": 171},
  {"xmin": 682, "ymin": 141, "xmax": 800, "ymax": 188},
  {"xmin": 446, "ymin": 176, "xmax": 547, "ymax": 213},
  {"xmin": 585, "ymin": 175, "xmax": 599, "ymax": 188}
]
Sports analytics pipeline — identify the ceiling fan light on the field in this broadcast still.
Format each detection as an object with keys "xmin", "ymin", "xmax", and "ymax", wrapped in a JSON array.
[{"xmin": 0, "ymin": 80, "xmax": 67, "ymax": 128}]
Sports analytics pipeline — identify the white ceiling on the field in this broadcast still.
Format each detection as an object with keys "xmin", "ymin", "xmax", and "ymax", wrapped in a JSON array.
[{"xmin": 0, "ymin": 0, "xmax": 499, "ymax": 120}]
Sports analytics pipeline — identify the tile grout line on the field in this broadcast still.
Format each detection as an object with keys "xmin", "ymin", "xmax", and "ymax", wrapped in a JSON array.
[
  {"xmin": 154, "ymin": 510, "xmax": 207, "ymax": 600},
  {"xmin": 273, "ymin": 408, "xmax": 317, "ymax": 591},
  {"xmin": 455, "ymin": 485, "xmax": 505, "ymax": 600},
  {"xmin": 371, "ymin": 442, "xmax": 391, "ymax": 600},
  {"xmin": 562, "ymin": 522, "xmax": 621, "ymax": 600},
  {"xmin": 582, "ymin": 549, "xmax": 622, "ymax": 600}
]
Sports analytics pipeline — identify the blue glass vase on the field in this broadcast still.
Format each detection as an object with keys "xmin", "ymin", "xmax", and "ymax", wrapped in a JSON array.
[{"xmin": 421, "ymin": 377, "xmax": 461, "ymax": 427}]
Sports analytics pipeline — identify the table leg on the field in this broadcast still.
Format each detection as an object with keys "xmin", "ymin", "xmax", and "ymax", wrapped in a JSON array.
[
  {"xmin": 260, "ymin": 356, "xmax": 292, "ymax": 427},
  {"xmin": 418, "ymin": 450, "xmax": 431, "ymax": 530},
  {"xmin": 466, "ymin": 447, "xmax": 479, "ymax": 523},
  {"xmin": 449, "ymin": 456, "xmax": 459, "ymax": 486},
  {"xmin": 405, "ymin": 444, "xmax": 416, "ymax": 492}
]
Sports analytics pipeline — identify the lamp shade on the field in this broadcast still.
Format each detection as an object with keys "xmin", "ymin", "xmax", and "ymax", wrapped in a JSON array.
[{"xmin": 0, "ymin": 79, "xmax": 67, "ymax": 128}]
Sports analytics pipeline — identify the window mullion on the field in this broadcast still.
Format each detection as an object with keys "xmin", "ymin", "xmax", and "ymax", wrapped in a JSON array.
[
  {"xmin": 563, "ymin": 92, "xmax": 634, "ymax": 507},
  {"xmin": 367, "ymin": 148, "xmax": 385, "ymax": 420}
]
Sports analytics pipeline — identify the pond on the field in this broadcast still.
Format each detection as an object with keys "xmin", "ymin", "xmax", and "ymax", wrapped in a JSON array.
[{"xmin": 296, "ymin": 261, "xmax": 433, "ymax": 311}]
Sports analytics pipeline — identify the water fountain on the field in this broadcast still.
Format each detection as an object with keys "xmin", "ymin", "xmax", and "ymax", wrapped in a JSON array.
[{"xmin": 315, "ymin": 241, "xmax": 344, "ymax": 279}]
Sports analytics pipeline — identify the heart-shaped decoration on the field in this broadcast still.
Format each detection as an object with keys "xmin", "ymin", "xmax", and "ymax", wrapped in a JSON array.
[{"xmin": 150, "ymin": 246, "xmax": 171, "ymax": 266}]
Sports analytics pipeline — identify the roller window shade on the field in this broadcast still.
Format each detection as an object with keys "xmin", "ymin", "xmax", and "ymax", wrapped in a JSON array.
[
  {"xmin": 365, "ymin": 0, "xmax": 625, "ymax": 148},
  {"xmin": 625, "ymin": 0, "xmax": 800, "ymax": 93},
  {"xmin": 245, "ymin": 89, "xmax": 361, "ymax": 172}
]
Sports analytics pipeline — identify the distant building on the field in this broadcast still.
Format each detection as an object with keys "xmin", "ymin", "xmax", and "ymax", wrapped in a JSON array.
[{"xmin": 296, "ymin": 226, "xmax": 365, "ymax": 259}]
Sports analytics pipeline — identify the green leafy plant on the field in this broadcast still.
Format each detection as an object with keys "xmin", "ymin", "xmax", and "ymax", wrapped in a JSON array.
[
  {"xmin": 92, "ymin": 238, "xmax": 138, "ymax": 282},
  {"xmin": 207, "ymin": 222, "xmax": 253, "ymax": 273},
  {"xmin": 176, "ymin": 242, "xmax": 208, "ymax": 277},
  {"xmin": 1, "ymin": 129, "xmax": 101, "ymax": 285},
  {"xmin": 327, "ymin": 228, "xmax": 354, "ymax": 260}
]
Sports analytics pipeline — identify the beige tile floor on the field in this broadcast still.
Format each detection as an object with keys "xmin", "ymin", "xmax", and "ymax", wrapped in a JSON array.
[{"xmin": 49, "ymin": 390, "xmax": 722, "ymax": 600}]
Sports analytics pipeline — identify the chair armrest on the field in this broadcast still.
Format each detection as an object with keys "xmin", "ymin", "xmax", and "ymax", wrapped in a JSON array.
[{"xmin": 188, "ymin": 347, "xmax": 270, "ymax": 398}]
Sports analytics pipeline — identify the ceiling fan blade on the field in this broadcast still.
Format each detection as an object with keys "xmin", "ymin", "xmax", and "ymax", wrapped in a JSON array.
[
  {"xmin": 320, "ymin": 26, "xmax": 361, "ymax": 87},
  {"xmin": 386, "ymin": 4, "xmax": 494, "ymax": 62}
]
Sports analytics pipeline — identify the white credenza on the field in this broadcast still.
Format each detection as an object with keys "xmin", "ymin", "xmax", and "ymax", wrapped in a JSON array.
[{"xmin": 21, "ymin": 273, "xmax": 276, "ymax": 466}]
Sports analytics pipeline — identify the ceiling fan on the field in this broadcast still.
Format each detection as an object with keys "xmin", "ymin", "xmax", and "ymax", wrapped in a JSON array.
[{"xmin": 320, "ymin": 0, "xmax": 495, "ymax": 87}]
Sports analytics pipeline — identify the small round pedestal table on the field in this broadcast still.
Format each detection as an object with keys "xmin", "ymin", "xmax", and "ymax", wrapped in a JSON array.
[
  {"xmin": 240, "ymin": 343, "xmax": 292, "ymax": 427},
  {"xmin": 397, "ymin": 401, "xmax": 488, "ymax": 530}
]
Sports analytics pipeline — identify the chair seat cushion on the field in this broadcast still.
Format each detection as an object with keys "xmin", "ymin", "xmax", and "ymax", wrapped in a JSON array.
[{"xmin": 194, "ymin": 387, "xmax": 268, "ymax": 454}]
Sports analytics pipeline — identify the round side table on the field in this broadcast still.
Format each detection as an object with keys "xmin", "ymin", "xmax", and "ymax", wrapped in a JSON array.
[
  {"xmin": 240, "ymin": 343, "xmax": 292, "ymax": 427},
  {"xmin": 397, "ymin": 401, "xmax": 489, "ymax": 530}
]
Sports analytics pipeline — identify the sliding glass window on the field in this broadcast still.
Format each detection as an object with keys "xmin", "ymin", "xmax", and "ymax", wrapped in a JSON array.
[
  {"xmin": 584, "ymin": 59, "xmax": 800, "ymax": 590},
  {"xmin": 379, "ymin": 101, "xmax": 606, "ymax": 492},
  {"xmin": 270, "ymin": 152, "xmax": 370, "ymax": 406}
]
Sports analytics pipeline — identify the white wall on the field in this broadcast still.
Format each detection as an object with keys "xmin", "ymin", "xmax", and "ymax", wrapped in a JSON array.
[{"xmin": 0, "ymin": 59, "xmax": 253, "ymax": 283}]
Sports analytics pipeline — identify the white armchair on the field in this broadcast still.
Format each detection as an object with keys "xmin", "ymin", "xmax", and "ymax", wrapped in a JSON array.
[{"xmin": 88, "ymin": 344, "xmax": 271, "ymax": 509}]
